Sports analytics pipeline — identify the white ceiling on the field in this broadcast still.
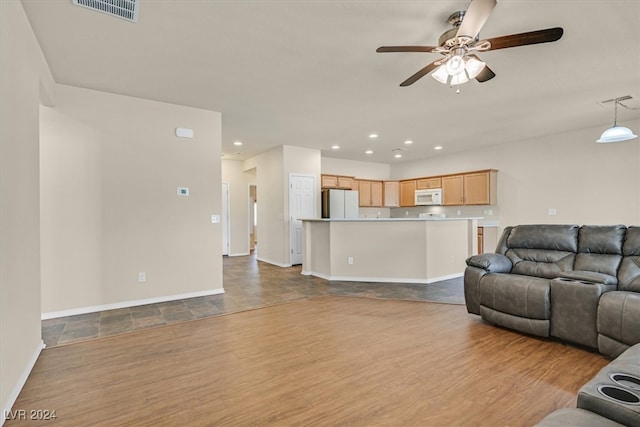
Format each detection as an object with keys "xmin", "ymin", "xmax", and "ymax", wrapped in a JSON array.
[{"xmin": 21, "ymin": 0, "xmax": 640, "ymax": 164}]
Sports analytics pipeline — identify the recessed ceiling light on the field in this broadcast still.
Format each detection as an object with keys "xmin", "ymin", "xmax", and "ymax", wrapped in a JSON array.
[
  {"xmin": 404, "ymin": 140, "xmax": 413, "ymax": 145},
  {"xmin": 369, "ymin": 133, "xmax": 378, "ymax": 139},
  {"xmin": 331, "ymin": 145, "xmax": 340, "ymax": 150},
  {"xmin": 434, "ymin": 146, "xmax": 443, "ymax": 150},
  {"xmin": 233, "ymin": 141, "xmax": 243, "ymax": 146},
  {"xmin": 365, "ymin": 150, "xmax": 373, "ymax": 155},
  {"xmin": 394, "ymin": 153, "xmax": 402, "ymax": 158}
]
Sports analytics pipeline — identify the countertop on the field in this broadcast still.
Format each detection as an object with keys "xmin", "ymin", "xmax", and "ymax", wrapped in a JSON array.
[{"xmin": 301, "ymin": 217, "xmax": 483, "ymax": 222}]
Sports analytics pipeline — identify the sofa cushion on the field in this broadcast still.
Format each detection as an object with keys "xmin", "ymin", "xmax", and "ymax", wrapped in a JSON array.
[
  {"xmin": 507, "ymin": 224, "xmax": 579, "ymax": 252},
  {"xmin": 623, "ymin": 226, "xmax": 640, "ymax": 256},
  {"xmin": 597, "ymin": 291, "xmax": 640, "ymax": 356},
  {"xmin": 579, "ymin": 225, "xmax": 626, "ymax": 255},
  {"xmin": 480, "ymin": 273, "xmax": 551, "ymax": 320},
  {"xmin": 507, "ymin": 249, "xmax": 575, "ymax": 279},
  {"xmin": 618, "ymin": 258, "xmax": 640, "ymax": 292},
  {"xmin": 619, "ymin": 227, "xmax": 640, "ymax": 291},
  {"xmin": 569, "ymin": 226, "xmax": 625, "ymax": 284}
]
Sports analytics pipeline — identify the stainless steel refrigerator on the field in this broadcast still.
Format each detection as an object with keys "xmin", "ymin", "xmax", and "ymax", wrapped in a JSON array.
[{"xmin": 321, "ymin": 189, "xmax": 359, "ymax": 219}]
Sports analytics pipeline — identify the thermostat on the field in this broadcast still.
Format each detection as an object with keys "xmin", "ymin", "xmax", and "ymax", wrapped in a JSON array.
[{"xmin": 177, "ymin": 187, "xmax": 189, "ymax": 197}]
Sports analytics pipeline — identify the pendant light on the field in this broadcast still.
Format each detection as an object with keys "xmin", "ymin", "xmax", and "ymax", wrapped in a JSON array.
[{"xmin": 597, "ymin": 97, "xmax": 638, "ymax": 143}]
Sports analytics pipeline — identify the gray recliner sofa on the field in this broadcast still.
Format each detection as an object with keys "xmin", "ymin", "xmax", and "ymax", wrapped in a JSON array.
[{"xmin": 464, "ymin": 224, "xmax": 640, "ymax": 358}]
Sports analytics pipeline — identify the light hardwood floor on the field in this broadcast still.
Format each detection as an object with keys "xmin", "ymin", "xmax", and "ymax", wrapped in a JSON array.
[{"xmin": 7, "ymin": 296, "xmax": 608, "ymax": 426}]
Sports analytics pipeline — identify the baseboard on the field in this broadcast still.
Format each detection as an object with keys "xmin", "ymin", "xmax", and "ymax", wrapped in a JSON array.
[
  {"xmin": 299, "ymin": 271, "xmax": 463, "ymax": 284},
  {"xmin": 228, "ymin": 252, "xmax": 251, "ymax": 257},
  {"xmin": 2, "ymin": 340, "xmax": 45, "ymax": 426},
  {"xmin": 41, "ymin": 288, "xmax": 225, "ymax": 320},
  {"xmin": 256, "ymin": 256, "xmax": 292, "ymax": 268}
]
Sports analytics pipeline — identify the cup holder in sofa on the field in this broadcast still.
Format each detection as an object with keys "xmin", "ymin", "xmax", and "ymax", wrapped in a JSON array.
[
  {"xmin": 597, "ymin": 384, "xmax": 640, "ymax": 405},
  {"xmin": 610, "ymin": 373, "xmax": 640, "ymax": 391}
]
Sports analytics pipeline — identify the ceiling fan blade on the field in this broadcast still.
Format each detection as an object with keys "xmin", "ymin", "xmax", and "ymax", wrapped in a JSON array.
[
  {"xmin": 456, "ymin": 0, "xmax": 497, "ymax": 39},
  {"xmin": 399, "ymin": 61, "xmax": 439, "ymax": 86},
  {"xmin": 480, "ymin": 27, "xmax": 564, "ymax": 51},
  {"xmin": 376, "ymin": 46, "xmax": 437, "ymax": 53}
]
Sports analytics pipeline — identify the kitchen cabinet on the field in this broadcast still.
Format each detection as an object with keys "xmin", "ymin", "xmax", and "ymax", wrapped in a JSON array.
[
  {"xmin": 383, "ymin": 181, "xmax": 400, "ymax": 207},
  {"xmin": 416, "ymin": 177, "xmax": 442, "ymax": 190},
  {"xmin": 358, "ymin": 180, "xmax": 383, "ymax": 207},
  {"xmin": 464, "ymin": 171, "xmax": 497, "ymax": 205},
  {"xmin": 443, "ymin": 170, "xmax": 497, "ymax": 206},
  {"xmin": 477, "ymin": 225, "xmax": 498, "ymax": 254},
  {"xmin": 399, "ymin": 180, "xmax": 417, "ymax": 207},
  {"xmin": 442, "ymin": 175, "xmax": 464, "ymax": 206},
  {"xmin": 321, "ymin": 174, "xmax": 356, "ymax": 190}
]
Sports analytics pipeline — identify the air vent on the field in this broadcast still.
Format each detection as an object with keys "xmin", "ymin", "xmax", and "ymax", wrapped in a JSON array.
[{"xmin": 72, "ymin": 0, "xmax": 139, "ymax": 23}]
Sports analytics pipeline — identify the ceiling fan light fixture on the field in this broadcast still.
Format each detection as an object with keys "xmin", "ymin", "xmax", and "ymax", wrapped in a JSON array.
[
  {"xmin": 432, "ymin": 65, "xmax": 449, "ymax": 84},
  {"xmin": 445, "ymin": 55, "xmax": 466, "ymax": 75},
  {"xmin": 450, "ymin": 72, "xmax": 469, "ymax": 86},
  {"xmin": 465, "ymin": 57, "xmax": 486, "ymax": 79}
]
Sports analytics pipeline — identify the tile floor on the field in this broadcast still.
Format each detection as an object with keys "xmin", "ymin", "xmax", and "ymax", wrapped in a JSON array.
[{"xmin": 42, "ymin": 252, "xmax": 465, "ymax": 347}]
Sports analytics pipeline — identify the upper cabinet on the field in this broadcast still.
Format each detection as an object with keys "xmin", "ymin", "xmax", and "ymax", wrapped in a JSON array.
[
  {"xmin": 399, "ymin": 180, "xmax": 417, "ymax": 207},
  {"xmin": 321, "ymin": 174, "xmax": 357, "ymax": 190},
  {"xmin": 442, "ymin": 170, "xmax": 497, "ymax": 206},
  {"xmin": 464, "ymin": 171, "xmax": 497, "ymax": 205},
  {"xmin": 383, "ymin": 181, "xmax": 400, "ymax": 207},
  {"xmin": 322, "ymin": 169, "xmax": 497, "ymax": 207},
  {"xmin": 442, "ymin": 175, "xmax": 464, "ymax": 206},
  {"xmin": 358, "ymin": 180, "xmax": 383, "ymax": 207},
  {"xmin": 416, "ymin": 177, "xmax": 442, "ymax": 190}
]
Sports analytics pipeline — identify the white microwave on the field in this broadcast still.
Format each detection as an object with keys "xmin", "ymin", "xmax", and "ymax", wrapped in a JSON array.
[{"xmin": 415, "ymin": 188, "xmax": 442, "ymax": 206}]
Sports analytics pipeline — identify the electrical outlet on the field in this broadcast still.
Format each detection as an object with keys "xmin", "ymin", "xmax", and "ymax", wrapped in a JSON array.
[
  {"xmin": 138, "ymin": 272, "xmax": 146, "ymax": 283},
  {"xmin": 548, "ymin": 208, "xmax": 557, "ymax": 216},
  {"xmin": 347, "ymin": 256, "xmax": 354, "ymax": 265}
]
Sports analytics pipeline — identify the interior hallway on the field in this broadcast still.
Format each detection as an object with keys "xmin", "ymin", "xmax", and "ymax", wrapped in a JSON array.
[{"xmin": 41, "ymin": 253, "xmax": 465, "ymax": 347}]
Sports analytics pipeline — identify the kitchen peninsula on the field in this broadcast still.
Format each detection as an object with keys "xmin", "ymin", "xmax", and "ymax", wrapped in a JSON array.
[{"xmin": 301, "ymin": 217, "xmax": 479, "ymax": 284}]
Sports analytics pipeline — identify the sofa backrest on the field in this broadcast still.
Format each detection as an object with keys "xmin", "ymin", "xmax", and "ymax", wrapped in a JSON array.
[
  {"xmin": 618, "ymin": 226, "xmax": 640, "ymax": 292},
  {"xmin": 502, "ymin": 224, "xmax": 579, "ymax": 279},
  {"xmin": 574, "ymin": 225, "xmax": 625, "ymax": 278}
]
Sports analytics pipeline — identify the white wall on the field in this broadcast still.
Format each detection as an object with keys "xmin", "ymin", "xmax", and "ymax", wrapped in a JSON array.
[
  {"xmin": 40, "ymin": 84, "xmax": 223, "ymax": 315},
  {"xmin": 322, "ymin": 156, "xmax": 390, "ymax": 180},
  {"xmin": 0, "ymin": 0, "xmax": 53, "ymax": 417},
  {"xmin": 247, "ymin": 145, "xmax": 321, "ymax": 267},
  {"xmin": 392, "ymin": 122, "xmax": 640, "ymax": 230},
  {"xmin": 221, "ymin": 159, "xmax": 254, "ymax": 256}
]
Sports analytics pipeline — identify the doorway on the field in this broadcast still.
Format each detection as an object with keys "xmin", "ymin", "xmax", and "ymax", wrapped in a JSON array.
[{"xmin": 249, "ymin": 185, "xmax": 257, "ymax": 252}]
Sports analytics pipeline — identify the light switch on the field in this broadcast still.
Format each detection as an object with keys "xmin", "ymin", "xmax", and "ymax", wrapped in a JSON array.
[{"xmin": 211, "ymin": 214, "xmax": 220, "ymax": 223}]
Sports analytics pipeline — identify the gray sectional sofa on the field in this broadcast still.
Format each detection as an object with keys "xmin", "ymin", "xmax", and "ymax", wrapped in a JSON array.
[
  {"xmin": 464, "ymin": 224, "xmax": 640, "ymax": 426},
  {"xmin": 464, "ymin": 224, "xmax": 640, "ymax": 357}
]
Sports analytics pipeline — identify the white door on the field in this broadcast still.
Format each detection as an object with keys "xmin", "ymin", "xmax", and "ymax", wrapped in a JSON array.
[
  {"xmin": 289, "ymin": 174, "xmax": 315, "ymax": 265},
  {"xmin": 222, "ymin": 182, "xmax": 230, "ymax": 256}
]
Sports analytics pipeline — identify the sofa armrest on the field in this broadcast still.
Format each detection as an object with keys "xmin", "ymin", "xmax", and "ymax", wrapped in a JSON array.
[
  {"xmin": 466, "ymin": 253, "xmax": 512, "ymax": 273},
  {"xmin": 558, "ymin": 270, "xmax": 618, "ymax": 286}
]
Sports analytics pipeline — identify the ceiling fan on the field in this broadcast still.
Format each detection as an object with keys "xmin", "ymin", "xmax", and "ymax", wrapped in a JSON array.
[{"xmin": 376, "ymin": 0, "xmax": 563, "ymax": 87}]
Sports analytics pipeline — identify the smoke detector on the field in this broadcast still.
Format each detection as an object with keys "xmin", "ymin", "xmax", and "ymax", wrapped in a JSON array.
[{"xmin": 73, "ymin": 0, "xmax": 139, "ymax": 23}]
